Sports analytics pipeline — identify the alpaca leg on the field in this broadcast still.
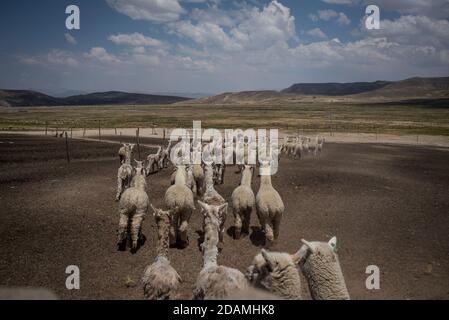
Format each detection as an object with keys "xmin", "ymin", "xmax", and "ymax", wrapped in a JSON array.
[
  {"xmin": 117, "ymin": 211, "xmax": 128, "ymax": 246},
  {"xmin": 178, "ymin": 209, "xmax": 192, "ymax": 246},
  {"xmin": 169, "ymin": 211, "xmax": 179, "ymax": 246},
  {"xmin": 198, "ymin": 179, "xmax": 205, "ymax": 197},
  {"xmin": 256, "ymin": 209, "xmax": 265, "ymax": 232},
  {"xmin": 273, "ymin": 215, "xmax": 282, "ymax": 241},
  {"xmin": 234, "ymin": 211, "xmax": 242, "ymax": 239},
  {"xmin": 131, "ymin": 210, "xmax": 145, "ymax": 250},
  {"xmin": 264, "ymin": 221, "xmax": 274, "ymax": 247},
  {"xmin": 192, "ymin": 182, "xmax": 197, "ymax": 196},
  {"xmin": 116, "ymin": 177, "xmax": 123, "ymax": 201},
  {"xmin": 242, "ymin": 208, "xmax": 251, "ymax": 235},
  {"xmin": 220, "ymin": 166, "xmax": 225, "ymax": 184}
]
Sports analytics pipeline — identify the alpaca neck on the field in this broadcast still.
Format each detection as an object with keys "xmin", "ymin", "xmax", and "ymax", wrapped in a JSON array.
[
  {"xmin": 268, "ymin": 265, "xmax": 302, "ymax": 299},
  {"xmin": 156, "ymin": 217, "xmax": 170, "ymax": 258},
  {"xmin": 204, "ymin": 166, "xmax": 214, "ymax": 187},
  {"xmin": 132, "ymin": 174, "xmax": 147, "ymax": 191},
  {"xmin": 303, "ymin": 253, "xmax": 350, "ymax": 300},
  {"xmin": 260, "ymin": 174, "xmax": 272, "ymax": 186},
  {"xmin": 202, "ymin": 220, "xmax": 219, "ymax": 268},
  {"xmin": 241, "ymin": 169, "xmax": 252, "ymax": 187},
  {"xmin": 175, "ymin": 167, "xmax": 187, "ymax": 185}
]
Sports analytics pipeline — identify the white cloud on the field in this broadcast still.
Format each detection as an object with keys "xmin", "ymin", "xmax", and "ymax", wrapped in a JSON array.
[
  {"xmin": 305, "ymin": 28, "xmax": 328, "ymax": 39},
  {"xmin": 322, "ymin": 0, "xmax": 355, "ymax": 4},
  {"xmin": 19, "ymin": 50, "xmax": 79, "ymax": 67},
  {"xmin": 84, "ymin": 47, "xmax": 120, "ymax": 64},
  {"xmin": 337, "ymin": 12, "xmax": 351, "ymax": 25},
  {"xmin": 64, "ymin": 33, "xmax": 77, "ymax": 45},
  {"xmin": 318, "ymin": 9, "xmax": 338, "ymax": 21},
  {"xmin": 309, "ymin": 14, "xmax": 318, "ymax": 22},
  {"xmin": 105, "ymin": 0, "xmax": 185, "ymax": 22},
  {"xmin": 367, "ymin": 0, "xmax": 449, "ymax": 18},
  {"xmin": 171, "ymin": 1, "xmax": 296, "ymax": 51},
  {"xmin": 171, "ymin": 20, "xmax": 240, "ymax": 51},
  {"xmin": 311, "ymin": 9, "xmax": 351, "ymax": 25},
  {"xmin": 361, "ymin": 15, "xmax": 449, "ymax": 48},
  {"xmin": 108, "ymin": 32, "xmax": 164, "ymax": 47},
  {"xmin": 321, "ymin": 0, "xmax": 449, "ymax": 19},
  {"xmin": 14, "ymin": 0, "xmax": 449, "ymax": 93}
]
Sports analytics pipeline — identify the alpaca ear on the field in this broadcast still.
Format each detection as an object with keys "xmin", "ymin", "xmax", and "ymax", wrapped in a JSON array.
[
  {"xmin": 150, "ymin": 204, "xmax": 157, "ymax": 216},
  {"xmin": 301, "ymin": 239, "xmax": 316, "ymax": 254},
  {"xmin": 290, "ymin": 251, "xmax": 301, "ymax": 264},
  {"xmin": 261, "ymin": 249, "xmax": 276, "ymax": 271},
  {"xmin": 218, "ymin": 202, "xmax": 228, "ymax": 213},
  {"xmin": 197, "ymin": 200, "xmax": 209, "ymax": 212},
  {"xmin": 328, "ymin": 236, "xmax": 337, "ymax": 252}
]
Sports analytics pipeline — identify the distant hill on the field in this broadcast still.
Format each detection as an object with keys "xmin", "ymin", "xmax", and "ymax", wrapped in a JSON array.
[
  {"xmin": 353, "ymin": 77, "xmax": 449, "ymax": 100},
  {"xmin": 0, "ymin": 90, "xmax": 191, "ymax": 107},
  {"xmin": 182, "ymin": 76, "xmax": 449, "ymax": 105},
  {"xmin": 63, "ymin": 91, "xmax": 190, "ymax": 106},
  {"xmin": 190, "ymin": 90, "xmax": 286, "ymax": 104},
  {"xmin": 282, "ymin": 81, "xmax": 391, "ymax": 96},
  {"xmin": 0, "ymin": 90, "xmax": 63, "ymax": 107}
]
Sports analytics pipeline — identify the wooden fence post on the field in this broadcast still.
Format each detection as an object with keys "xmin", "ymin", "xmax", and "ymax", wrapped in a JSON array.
[
  {"xmin": 136, "ymin": 128, "xmax": 141, "ymax": 160},
  {"xmin": 65, "ymin": 132, "xmax": 70, "ymax": 163}
]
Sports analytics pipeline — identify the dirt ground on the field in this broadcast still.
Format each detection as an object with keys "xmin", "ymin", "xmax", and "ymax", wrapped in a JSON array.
[{"xmin": 0, "ymin": 134, "xmax": 448, "ymax": 300}]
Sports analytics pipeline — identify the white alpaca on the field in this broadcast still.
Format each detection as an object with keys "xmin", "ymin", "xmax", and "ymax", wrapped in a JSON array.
[
  {"xmin": 159, "ymin": 140, "xmax": 172, "ymax": 169},
  {"xmin": 231, "ymin": 165, "xmax": 255, "ymax": 239},
  {"xmin": 116, "ymin": 145, "xmax": 134, "ymax": 201},
  {"xmin": 255, "ymin": 162, "xmax": 284, "ymax": 246},
  {"xmin": 202, "ymin": 164, "xmax": 227, "ymax": 242},
  {"xmin": 246, "ymin": 248, "xmax": 302, "ymax": 299},
  {"xmin": 146, "ymin": 146, "xmax": 162, "ymax": 175},
  {"xmin": 117, "ymin": 165, "xmax": 148, "ymax": 251},
  {"xmin": 118, "ymin": 143, "xmax": 134, "ymax": 164},
  {"xmin": 294, "ymin": 237, "xmax": 350, "ymax": 300},
  {"xmin": 193, "ymin": 201, "xmax": 248, "ymax": 299},
  {"xmin": 164, "ymin": 165, "xmax": 195, "ymax": 247}
]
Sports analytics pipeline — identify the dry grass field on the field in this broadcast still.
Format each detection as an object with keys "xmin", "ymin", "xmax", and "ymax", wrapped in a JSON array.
[{"xmin": 1, "ymin": 101, "xmax": 449, "ymax": 136}]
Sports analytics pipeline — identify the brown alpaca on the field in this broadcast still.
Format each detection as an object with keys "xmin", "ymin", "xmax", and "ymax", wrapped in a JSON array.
[{"xmin": 142, "ymin": 205, "xmax": 182, "ymax": 300}]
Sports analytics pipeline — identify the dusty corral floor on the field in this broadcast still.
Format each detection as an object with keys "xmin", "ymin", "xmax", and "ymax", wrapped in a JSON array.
[{"xmin": 0, "ymin": 134, "xmax": 448, "ymax": 300}]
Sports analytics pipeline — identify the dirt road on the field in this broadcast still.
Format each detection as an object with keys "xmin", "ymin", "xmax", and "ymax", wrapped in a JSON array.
[{"xmin": 0, "ymin": 134, "xmax": 448, "ymax": 299}]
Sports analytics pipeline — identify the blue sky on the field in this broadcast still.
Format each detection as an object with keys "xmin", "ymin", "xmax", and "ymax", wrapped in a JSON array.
[{"xmin": 0, "ymin": 0, "xmax": 448, "ymax": 95}]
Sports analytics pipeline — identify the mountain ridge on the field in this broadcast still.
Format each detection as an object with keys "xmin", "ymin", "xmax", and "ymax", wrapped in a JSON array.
[
  {"xmin": 0, "ymin": 90, "xmax": 191, "ymax": 107},
  {"xmin": 183, "ymin": 76, "xmax": 449, "ymax": 105}
]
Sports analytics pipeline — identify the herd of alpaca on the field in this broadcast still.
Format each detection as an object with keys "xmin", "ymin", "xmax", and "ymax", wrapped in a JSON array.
[
  {"xmin": 281, "ymin": 135, "xmax": 325, "ymax": 159},
  {"xmin": 114, "ymin": 135, "xmax": 350, "ymax": 300}
]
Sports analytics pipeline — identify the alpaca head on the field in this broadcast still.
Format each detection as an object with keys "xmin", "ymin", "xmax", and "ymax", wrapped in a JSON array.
[
  {"xmin": 146, "ymin": 154, "xmax": 157, "ymax": 175},
  {"xmin": 292, "ymin": 236, "xmax": 338, "ymax": 267},
  {"xmin": 258, "ymin": 158, "xmax": 272, "ymax": 177},
  {"xmin": 246, "ymin": 248, "xmax": 301, "ymax": 298},
  {"xmin": 150, "ymin": 204, "xmax": 177, "ymax": 226},
  {"xmin": 197, "ymin": 200, "xmax": 228, "ymax": 227},
  {"xmin": 243, "ymin": 164, "xmax": 254, "ymax": 175}
]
